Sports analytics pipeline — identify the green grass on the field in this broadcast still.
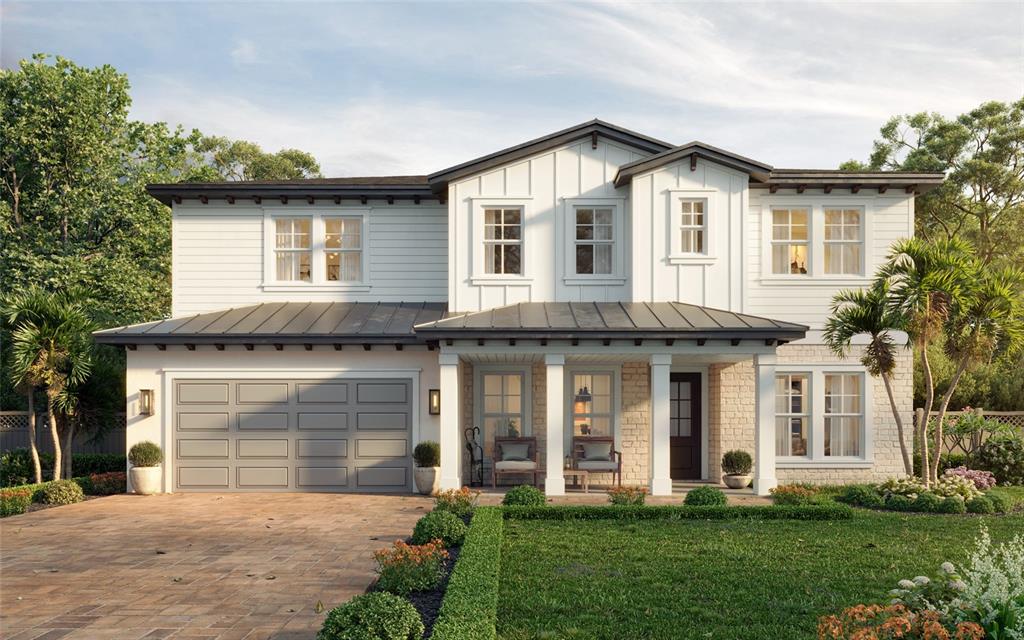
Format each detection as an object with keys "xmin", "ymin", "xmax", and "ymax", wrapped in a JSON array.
[
  {"xmin": 497, "ymin": 511, "xmax": 1024, "ymax": 640},
  {"xmin": 988, "ymin": 484, "xmax": 1024, "ymax": 508}
]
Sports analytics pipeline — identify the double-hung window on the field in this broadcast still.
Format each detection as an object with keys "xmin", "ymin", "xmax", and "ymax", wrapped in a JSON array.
[
  {"xmin": 824, "ymin": 374, "xmax": 863, "ymax": 457},
  {"xmin": 482, "ymin": 372, "xmax": 525, "ymax": 438},
  {"xmin": 775, "ymin": 374, "xmax": 809, "ymax": 457},
  {"xmin": 679, "ymin": 200, "xmax": 706, "ymax": 254},
  {"xmin": 574, "ymin": 207, "xmax": 614, "ymax": 275},
  {"xmin": 275, "ymin": 218, "xmax": 312, "ymax": 282},
  {"xmin": 824, "ymin": 208, "xmax": 863, "ymax": 275},
  {"xmin": 571, "ymin": 373, "xmax": 613, "ymax": 437},
  {"xmin": 771, "ymin": 208, "xmax": 809, "ymax": 275},
  {"xmin": 324, "ymin": 217, "xmax": 362, "ymax": 282},
  {"xmin": 483, "ymin": 208, "xmax": 522, "ymax": 275}
]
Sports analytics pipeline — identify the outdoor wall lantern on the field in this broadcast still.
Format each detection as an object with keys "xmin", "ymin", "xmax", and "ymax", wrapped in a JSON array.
[
  {"xmin": 139, "ymin": 389, "xmax": 155, "ymax": 416},
  {"xmin": 428, "ymin": 389, "xmax": 441, "ymax": 415}
]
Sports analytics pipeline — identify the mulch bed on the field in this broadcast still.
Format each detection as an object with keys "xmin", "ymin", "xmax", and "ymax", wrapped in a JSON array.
[{"xmin": 24, "ymin": 494, "xmax": 105, "ymax": 514}]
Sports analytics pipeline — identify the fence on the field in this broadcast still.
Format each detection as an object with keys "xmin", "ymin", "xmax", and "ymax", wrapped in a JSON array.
[
  {"xmin": 0, "ymin": 412, "xmax": 126, "ymax": 454},
  {"xmin": 914, "ymin": 408, "xmax": 1024, "ymax": 455}
]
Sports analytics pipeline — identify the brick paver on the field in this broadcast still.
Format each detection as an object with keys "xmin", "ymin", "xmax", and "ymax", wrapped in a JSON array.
[{"xmin": 0, "ymin": 493, "xmax": 431, "ymax": 639}]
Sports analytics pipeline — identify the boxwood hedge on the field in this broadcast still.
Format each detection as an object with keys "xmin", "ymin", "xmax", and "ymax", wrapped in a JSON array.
[{"xmin": 500, "ymin": 504, "xmax": 854, "ymax": 521}]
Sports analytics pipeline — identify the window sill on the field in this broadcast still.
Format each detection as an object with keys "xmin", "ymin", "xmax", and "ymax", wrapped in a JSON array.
[
  {"xmin": 261, "ymin": 283, "xmax": 372, "ymax": 293},
  {"xmin": 776, "ymin": 458, "xmax": 873, "ymax": 469},
  {"xmin": 667, "ymin": 255, "xmax": 717, "ymax": 265},
  {"xmin": 562, "ymin": 276, "xmax": 627, "ymax": 286},
  {"xmin": 758, "ymin": 276, "xmax": 871, "ymax": 287},
  {"xmin": 469, "ymin": 275, "xmax": 533, "ymax": 285}
]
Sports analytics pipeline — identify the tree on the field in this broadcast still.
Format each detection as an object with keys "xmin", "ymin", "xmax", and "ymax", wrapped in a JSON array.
[
  {"xmin": 824, "ymin": 281, "xmax": 913, "ymax": 475},
  {"xmin": 3, "ymin": 287, "xmax": 95, "ymax": 480},
  {"xmin": 196, "ymin": 136, "xmax": 322, "ymax": 181}
]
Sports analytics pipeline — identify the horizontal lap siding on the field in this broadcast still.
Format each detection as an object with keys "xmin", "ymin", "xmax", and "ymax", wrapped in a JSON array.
[{"xmin": 171, "ymin": 205, "xmax": 448, "ymax": 316}]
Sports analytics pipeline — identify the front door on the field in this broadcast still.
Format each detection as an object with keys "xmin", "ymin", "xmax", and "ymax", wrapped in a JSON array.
[{"xmin": 670, "ymin": 373, "xmax": 701, "ymax": 480}]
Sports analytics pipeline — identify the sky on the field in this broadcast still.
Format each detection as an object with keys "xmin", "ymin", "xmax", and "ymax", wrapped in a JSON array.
[{"xmin": 2, "ymin": 1, "xmax": 1022, "ymax": 177}]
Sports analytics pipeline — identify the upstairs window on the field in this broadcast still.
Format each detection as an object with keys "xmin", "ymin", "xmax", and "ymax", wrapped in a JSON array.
[
  {"xmin": 679, "ymin": 200, "xmax": 706, "ymax": 254},
  {"xmin": 275, "ymin": 218, "xmax": 311, "ymax": 281},
  {"xmin": 324, "ymin": 217, "xmax": 362, "ymax": 282},
  {"xmin": 824, "ymin": 208, "xmax": 863, "ymax": 275},
  {"xmin": 775, "ymin": 374, "xmax": 809, "ymax": 457},
  {"xmin": 483, "ymin": 208, "xmax": 522, "ymax": 275},
  {"xmin": 575, "ymin": 207, "xmax": 614, "ymax": 275},
  {"xmin": 771, "ymin": 208, "xmax": 809, "ymax": 275}
]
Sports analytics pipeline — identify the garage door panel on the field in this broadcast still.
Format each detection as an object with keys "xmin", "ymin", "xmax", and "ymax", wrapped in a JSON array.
[
  {"xmin": 179, "ymin": 466, "xmax": 230, "ymax": 488},
  {"xmin": 357, "ymin": 467, "xmax": 407, "ymax": 487},
  {"xmin": 237, "ymin": 382, "xmax": 289, "ymax": 404},
  {"xmin": 297, "ymin": 412, "xmax": 348, "ymax": 430},
  {"xmin": 237, "ymin": 467, "xmax": 289, "ymax": 487},
  {"xmin": 177, "ymin": 383, "xmax": 229, "ymax": 404},
  {"xmin": 236, "ymin": 439, "xmax": 289, "ymax": 458},
  {"xmin": 356, "ymin": 383, "xmax": 408, "ymax": 404},
  {"xmin": 177, "ymin": 412, "xmax": 230, "ymax": 431},
  {"xmin": 297, "ymin": 383, "xmax": 348, "ymax": 403},
  {"xmin": 356, "ymin": 412, "xmax": 408, "ymax": 430},
  {"xmin": 298, "ymin": 466, "xmax": 348, "ymax": 487},
  {"xmin": 356, "ymin": 439, "xmax": 407, "ymax": 459},
  {"xmin": 178, "ymin": 439, "xmax": 229, "ymax": 459},
  {"xmin": 298, "ymin": 439, "xmax": 347, "ymax": 458},
  {"xmin": 238, "ymin": 412, "xmax": 289, "ymax": 430}
]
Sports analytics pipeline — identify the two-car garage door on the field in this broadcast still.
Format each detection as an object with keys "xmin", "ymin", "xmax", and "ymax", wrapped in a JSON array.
[{"xmin": 172, "ymin": 378, "xmax": 412, "ymax": 492}]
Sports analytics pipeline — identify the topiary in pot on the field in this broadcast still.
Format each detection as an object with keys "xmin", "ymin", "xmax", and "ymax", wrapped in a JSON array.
[
  {"xmin": 684, "ymin": 485, "xmax": 728, "ymax": 507},
  {"xmin": 412, "ymin": 441, "xmax": 441, "ymax": 496},
  {"xmin": 317, "ymin": 592, "xmax": 423, "ymax": 640},
  {"xmin": 721, "ymin": 450, "xmax": 753, "ymax": 489},
  {"xmin": 411, "ymin": 509, "xmax": 466, "ymax": 547},
  {"xmin": 41, "ymin": 479, "xmax": 84, "ymax": 506},
  {"xmin": 502, "ymin": 484, "xmax": 546, "ymax": 507},
  {"xmin": 128, "ymin": 441, "xmax": 163, "ymax": 495}
]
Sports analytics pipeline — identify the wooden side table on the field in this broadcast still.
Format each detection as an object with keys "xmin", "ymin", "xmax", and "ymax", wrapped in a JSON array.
[{"xmin": 562, "ymin": 468, "xmax": 589, "ymax": 493}]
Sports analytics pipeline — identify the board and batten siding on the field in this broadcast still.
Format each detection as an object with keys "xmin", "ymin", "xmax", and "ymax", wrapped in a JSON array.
[
  {"xmin": 448, "ymin": 139, "xmax": 650, "ymax": 313},
  {"xmin": 745, "ymin": 189, "xmax": 915, "ymax": 330},
  {"xmin": 171, "ymin": 203, "xmax": 448, "ymax": 316}
]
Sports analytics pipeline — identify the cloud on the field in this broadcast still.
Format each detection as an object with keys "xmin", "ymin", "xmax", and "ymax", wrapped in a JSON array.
[{"xmin": 229, "ymin": 38, "xmax": 259, "ymax": 65}]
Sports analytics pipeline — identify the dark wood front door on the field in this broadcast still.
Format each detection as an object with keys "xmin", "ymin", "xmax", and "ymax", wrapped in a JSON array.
[{"xmin": 670, "ymin": 373, "xmax": 701, "ymax": 480}]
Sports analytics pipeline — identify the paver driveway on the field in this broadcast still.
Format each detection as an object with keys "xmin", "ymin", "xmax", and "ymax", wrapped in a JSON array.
[{"xmin": 0, "ymin": 493, "xmax": 432, "ymax": 639}]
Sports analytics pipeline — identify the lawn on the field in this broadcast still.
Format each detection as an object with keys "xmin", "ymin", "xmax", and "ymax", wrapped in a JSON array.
[{"xmin": 497, "ymin": 511, "xmax": 1024, "ymax": 640}]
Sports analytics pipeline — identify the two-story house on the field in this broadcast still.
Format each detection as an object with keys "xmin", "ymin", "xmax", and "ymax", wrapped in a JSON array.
[{"xmin": 95, "ymin": 120, "xmax": 944, "ymax": 496}]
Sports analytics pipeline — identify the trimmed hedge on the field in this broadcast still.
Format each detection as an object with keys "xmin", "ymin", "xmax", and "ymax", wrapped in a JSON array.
[
  {"xmin": 0, "ymin": 488, "xmax": 33, "ymax": 517},
  {"xmin": 0, "ymin": 475, "xmax": 113, "ymax": 517},
  {"xmin": 1, "ymin": 449, "xmax": 126, "ymax": 487},
  {"xmin": 431, "ymin": 506, "xmax": 504, "ymax": 640},
  {"xmin": 501, "ymin": 504, "xmax": 855, "ymax": 521}
]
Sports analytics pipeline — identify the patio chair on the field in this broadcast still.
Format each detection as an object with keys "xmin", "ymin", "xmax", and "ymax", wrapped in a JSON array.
[
  {"xmin": 571, "ymin": 436, "xmax": 622, "ymax": 486},
  {"xmin": 493, "ymin": 436, "xmax": 540, "ymax": 488}
]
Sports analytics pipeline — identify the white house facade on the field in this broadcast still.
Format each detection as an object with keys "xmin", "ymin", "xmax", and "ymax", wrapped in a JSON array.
[{"xmin": 95, "ymin": 120, "xmax": 943, "ymax": 496}]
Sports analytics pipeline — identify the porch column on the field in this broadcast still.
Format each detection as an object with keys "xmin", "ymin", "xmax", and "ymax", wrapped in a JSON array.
[
  {"xmin": 649, "ymin": 354, "xmax": 673, "ymax": 496},
  {"xmin": 438, "ymin": 353, "xmax": 462, "ymax": 490},
  {"xmin": 544, "ymin": 354, "xmax": 565, "ymax": 496},
  {"xmin": 753, "ymin": 353, "xmax": 778, "ymax": 496}
]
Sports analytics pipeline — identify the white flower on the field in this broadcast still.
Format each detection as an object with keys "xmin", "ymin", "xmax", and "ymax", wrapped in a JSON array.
[
  {"xmin": 913, "ymin": 576, "xmax": 930, "ymax": 586},
  {"xmin": 941, "ymin": 562, "xmax": 956, "ymax": 574},
  {"xmin": 949, "ymin": 580, "xmax": 966, "ymax": 591},
  {"xmin": 898, "ymin": 579, "xmax": 916, "ymax": 589}
]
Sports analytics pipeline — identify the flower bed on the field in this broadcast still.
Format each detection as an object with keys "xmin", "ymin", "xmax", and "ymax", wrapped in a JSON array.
[{"xmin": 0, "ymin": 473, "xmax": 126, "ymax": 517}]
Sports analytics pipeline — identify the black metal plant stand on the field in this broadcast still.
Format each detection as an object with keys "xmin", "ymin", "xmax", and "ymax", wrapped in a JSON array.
[{"xmin": 464, "ymin": 426, "xmax": 484, "ymax": 487}]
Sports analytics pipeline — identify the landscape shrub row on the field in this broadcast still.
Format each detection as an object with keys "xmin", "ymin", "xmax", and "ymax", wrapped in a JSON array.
[
  {"xmin": 0, "ymin": 449, "xmax": 126, "ymax": 487},
  {"xmin": 430, "ymin": 506, "xmax": 504, "ymax": 640},
  {"xmin": 0, "ymin": 472, "xmax": 127, "ymax": 517},
  {"xmin": 501, "ymin": 503, "xmax": 854, "ymax": 521}
]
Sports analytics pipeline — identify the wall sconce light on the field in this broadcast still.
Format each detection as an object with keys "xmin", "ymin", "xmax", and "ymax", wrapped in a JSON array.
[
  {"xmin": 428, "ymin": 389, "xmax": 441, "ymax": 415},
  {"xmin": 139, "ymin": 389, "xmax": 155, "ymax": 416}
]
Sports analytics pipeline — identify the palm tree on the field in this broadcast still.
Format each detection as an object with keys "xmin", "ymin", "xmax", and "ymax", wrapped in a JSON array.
[
  {"xmin": 880, "ymin": 237, "xmax": 975, "ymax": 486},
  {"xmin": 825, "ymin": 280, "xmax": 913, "ymax": 475},
  {"xmin": 3, "ymin": 288, "xmax": 95, "ymax": 481}
]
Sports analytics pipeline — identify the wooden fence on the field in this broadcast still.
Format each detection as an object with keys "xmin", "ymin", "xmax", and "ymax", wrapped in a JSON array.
[
  {"xmin": 915, "ymin": 408, "xmax": 1024, "ymax": 455},
  {"xmin": 0, "ymin": 412, "xmax": 126, "ymax": 455}
]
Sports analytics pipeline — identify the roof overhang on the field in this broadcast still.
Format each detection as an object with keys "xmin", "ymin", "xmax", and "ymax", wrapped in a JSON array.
[
  {"xmin": 756, "ymin": 170, "xmax": 945, "ymax": 195},
  {"xmin": 613, "ymin": 142, "xmax": 774, "ymax": 187},
  {"xmin": 145, "ymin": 180, "xmax": 436, "ymax": 206}
]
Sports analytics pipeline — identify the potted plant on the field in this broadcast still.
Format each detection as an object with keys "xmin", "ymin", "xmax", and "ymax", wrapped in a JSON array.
[
  {"xmin": 721, "ymin": 450, "xmax": 752, "ymax": 489},
  {"xmin": 413, "ymin": 441, "xmax": 441, "ymax": 496},
  {"xmin": 128, "ymin": 441, "xmax": 163, "ymax": 495}
]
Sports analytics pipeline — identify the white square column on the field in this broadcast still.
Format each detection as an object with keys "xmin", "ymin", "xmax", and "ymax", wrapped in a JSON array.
[
  {"xmin": 544, "ymin": 354, "xmax": 566, "ymax": 496},
  {"xmin": 753, "ymin": 353, "xmax": 778, "ymax": 496},
  {"xmin": 649, "ymin": 354, "xmax": 673, "ymax": 496},
  {"xmin": 438, "ymin": 353, "xmax": 462, "ymax": 490}
]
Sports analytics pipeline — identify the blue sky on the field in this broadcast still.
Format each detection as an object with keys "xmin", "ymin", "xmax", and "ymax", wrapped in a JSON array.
[{"xmin": 2, "ymin": 1, "xmax": 1022, "ymax": 176}]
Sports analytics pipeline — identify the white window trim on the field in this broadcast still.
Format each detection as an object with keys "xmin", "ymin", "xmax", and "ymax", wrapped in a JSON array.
[
  {"xmin": 562, "ymin": 197, "xmax": 627, "ymax": 285},
  {"xmin": 667, "ymin": 189, "xmax": 717, "ymax": 265},
  {"xmin": 823, "ymin": 206, "xmax": 866, "ymax": 277},
  {"xmin": 775, "ymin": 364, "xmax": 874, "ymax": 468},
  {"xmin": 469, "ymin": 197, "xmax": 533, "ymax": 284},
  {"xmin": 474, "ymin": 365, "xmax": 532, "ymax": 441},
  {"xmin": 563, "ymin": 365, "xmax": 622, "ymax": 457},
  {"xmin": 758, "ymin": 195, "xmax": 875, "ymax": 284},
  {"xmin": 775, "ymin": 371, "xmax": 812, "ymax": 459},
  {"xmin": 261, "ymin": 207, "xmax": 371, "ymax": 292}
]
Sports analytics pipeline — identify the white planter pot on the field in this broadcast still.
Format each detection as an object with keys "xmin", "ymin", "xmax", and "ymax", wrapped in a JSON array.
[
  {"xmin": 130, "ymin": 466, "xmax": 162, "ymax": 495},
  {"xmin": 722, "ymin": 474, "xmax": 752, "ymax": 489},
  {"xmin": 414, "ymin": 467, "xmax": 440, "ymax": 496}
]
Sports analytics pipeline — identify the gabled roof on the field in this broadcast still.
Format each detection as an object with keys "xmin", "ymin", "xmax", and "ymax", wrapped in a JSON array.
[
  {"xmin": 146, "ymin": 176, "xmax": 433, "ymax": 206},
  {"xmin": 413, "ymin": 302, "xmax": 807, "ymax": 342},
  {"xmin": 613, "ymin": 141, "xmax": 774, "ymax": 187},
  {"xmin": 93, "ymin": 302, "xmax": 449, "ymax": 346},
  {"xmin": 426, "ymin": 119, "xmax": 675, "ymax": 193}
]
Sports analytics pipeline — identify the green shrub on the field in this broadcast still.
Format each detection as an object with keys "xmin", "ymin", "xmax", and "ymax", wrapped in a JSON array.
[
  {"xmin": 770, "ymin": 484, "xmax": 819, "ymax": 506},
  {"xmin": 87, "ymin": 472, "xmax": 126, "ymax": 495},
  {"xmin": 684, "ymin": 485, "xmax": 727, "ymax": 506},
  {"xmin": 1, "ymin": 450, "xmax": 126, "ymax": 487},
  {"xmin": 0, "ymin": 488, "xmax": 33, "ymax": 517},
  {"xmin": 972, "ymin": 436, "xmax": 1024, "ymax": 485},
  {"xmin": 607, "ymin": 485, "xmax": 647, "ymax": 505},
  {"xmin": 40, "ymin": 479, "xmax": 84, "ymax": 505},
  {"xmin": 966, "ymin": 495, "xmax": 995, "ymax": 514},
  {"xmin": 434, "ymin": 487, "xmax": 479, "ymax": 517},
  {"xmin": 837, "ymin": 484, "xmax": 885, "ymax": 508},
  {"xmin": 500, "ymin": 504, "xmax": 854, "ymax": 521},
  {"xmin": 721, "ymin": 450, "xmax": 752, "ymax": 475},
  {"xmin": 412, "ymin": 510, "xmax": 467, "ymax": 547},
  {"xmin": 317, "ymin": 592, "xmax": 423, "ymax": 640},
  {"xmin": 72, "ymin": 453, "xmax": 126, "ymax": 477},
  {"xmin": 885, "ymin": 494, "xmax": 915, "ymax": 512},
  {"xmin": 931, "ymin": 475, "xmax": 982, "ymax": 501},
  {"xmin": 413, "ymin": 440, "xmax": 440, "ymax": 468},
  {"xmin": 988, "ymin": 492, "xmax": 1012, "ymax": 514},
  {"xmin": 502, "ymin": 485, "xmax": 545, "ymax": 507},
  {"xmin": 912, "ymin": 492, "xmax": 943, "ymax": 513},
  {"xmin": 937, "ymin": 495, "xmax": 967, "ymax": 514},
  {"xmin": 128, "ymin": 441, "xmax": 163, "ymax": 467},
  {"xmin": 913, "ymin": 452, "xmax": 968, "ymax": 477},
  {"xmin": 431, "ymin": 507, "xmax": 503, "ymax": 640}
]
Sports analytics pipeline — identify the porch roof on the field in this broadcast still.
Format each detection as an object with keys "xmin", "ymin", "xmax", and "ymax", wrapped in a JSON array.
[{"xmin": 413, "ymin": 302, "xmax": 807, "ymax": 342}]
